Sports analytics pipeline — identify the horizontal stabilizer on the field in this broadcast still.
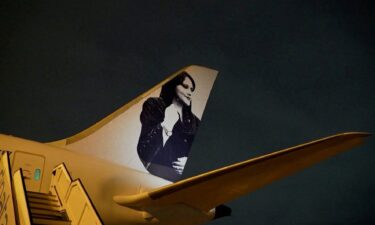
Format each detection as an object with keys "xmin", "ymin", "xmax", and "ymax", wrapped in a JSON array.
[{"xmin": 114, "ymin": 132, "xmax": 370, "ymax": 212}]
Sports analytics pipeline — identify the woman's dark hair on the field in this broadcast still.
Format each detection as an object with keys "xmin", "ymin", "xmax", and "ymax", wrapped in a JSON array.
[{"xmin": 160, "ymin": 71, "xmax": 195, "ymax": 106}]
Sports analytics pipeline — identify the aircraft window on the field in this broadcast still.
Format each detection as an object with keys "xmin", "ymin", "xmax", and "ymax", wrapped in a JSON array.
[{"xmin": 34, "ymin": 168, "xmax": 41, "ymax": 181}]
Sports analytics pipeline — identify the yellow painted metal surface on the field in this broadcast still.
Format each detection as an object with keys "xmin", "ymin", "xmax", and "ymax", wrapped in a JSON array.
[
  {"xmin": 0, "ymin": 152, "xmax": 16, "ymax": 225},
  {"xmin": 13, "ymin": 170, "xmax": 32, "ymax": 225},
  {"xmin": 50, "ymin": 164, "xmax": 103, "ymax": 225},
  {"xmin": 12, "ymin": 151, "xmax": 45, "ymax": 192}
]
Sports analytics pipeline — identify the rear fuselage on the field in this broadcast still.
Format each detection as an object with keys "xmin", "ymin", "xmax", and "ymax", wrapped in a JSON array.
[{"xmin": 0, "ymin": 134, "xmax": 171, "ymax": 225}]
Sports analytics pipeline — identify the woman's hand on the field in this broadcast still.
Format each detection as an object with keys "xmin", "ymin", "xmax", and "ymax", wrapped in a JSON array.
[
  {"xmin": 161, "ymin": 104, "xmax": 180, "ymax": 145},
  {"xmin": 172, "ymin": 157, "xmax": 188, "ymax": 175}
]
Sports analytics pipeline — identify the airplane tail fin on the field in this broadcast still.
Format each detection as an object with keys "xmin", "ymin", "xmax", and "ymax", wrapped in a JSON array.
[{"xmin": 50, "ymin": 65, "xmax": 218, "ymax": 182}]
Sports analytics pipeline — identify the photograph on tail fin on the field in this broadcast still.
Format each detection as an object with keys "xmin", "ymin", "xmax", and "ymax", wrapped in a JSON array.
[
  {"xmin": 61, "ymin": 66, "xmax": 217, "ymax": 182},
  {"xmin": 137, "ymin": 72, "xmax": 201, "ymax": 181}
]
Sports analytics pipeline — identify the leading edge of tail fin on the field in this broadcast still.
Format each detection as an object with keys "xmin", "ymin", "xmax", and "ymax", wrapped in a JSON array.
[{"xmin": 49, "ymin": 65, "xmax": 218, "ymax": 182}]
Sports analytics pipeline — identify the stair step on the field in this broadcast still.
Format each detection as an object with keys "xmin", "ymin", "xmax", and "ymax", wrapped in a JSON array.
[
  {"xmin": 27, "ymin": 191, "xmax": 58, "ymax": 201},
  {"xmin": 32, "ymin": 217, "xmax": 71, "ymax": 225},
  {"xmin": 29, "ymin": 202, "xmax": 61, "ymax": 211},
  {"xmin": 31, "ymin": 213, "xmax": 66, "ymax": 221},
  {"xmin": 30, "ymin": 208, "xmax": 66, "ymax": 218},
  {"xmin": 28, "ymin": 197, "xmax": 60, "ymax": 205}
]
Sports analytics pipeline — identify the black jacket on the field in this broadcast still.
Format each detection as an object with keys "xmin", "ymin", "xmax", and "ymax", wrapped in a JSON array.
[{"xmin": 137, "ymin": 97, "xmax": 200, "ymax": 181}]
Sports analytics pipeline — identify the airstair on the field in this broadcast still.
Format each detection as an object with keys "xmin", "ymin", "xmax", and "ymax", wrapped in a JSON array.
[
  {"xmin": 27, "ymin": 191, "xmax": 69, "ymax": 225},
  {"xmin": 0, "ymin": 151, "xmax": 103, "ymax": 225}
]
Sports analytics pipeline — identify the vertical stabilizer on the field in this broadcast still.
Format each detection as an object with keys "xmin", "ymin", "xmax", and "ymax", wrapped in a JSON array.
[{"xmin": 51, "ymin": 65, "xmax": 218, "ymax": 182}]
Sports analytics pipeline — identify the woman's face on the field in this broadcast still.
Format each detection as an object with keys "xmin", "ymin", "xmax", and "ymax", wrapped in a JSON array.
[{"xmin": 175, "ymin": 77, "xmax": 194, "ymax": 106}]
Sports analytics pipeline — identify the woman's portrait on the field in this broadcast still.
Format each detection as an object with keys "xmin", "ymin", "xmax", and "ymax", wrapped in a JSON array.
[{"xmin": 137, "ymin": 72, "xmax": 200, "ymax": 181}]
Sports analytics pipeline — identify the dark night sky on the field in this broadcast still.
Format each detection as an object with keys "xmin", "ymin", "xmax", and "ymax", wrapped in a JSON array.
[{"xmin": 1, "ymin": 1, "xmax": 375, "ymax": 225}]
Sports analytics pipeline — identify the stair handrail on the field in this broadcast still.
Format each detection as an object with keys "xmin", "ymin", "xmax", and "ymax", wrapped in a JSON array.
[
  {"xmin": 65, "ymin": 179, "xmax": 104, "ymax": 225},
  {"xmin": 49, "ymin": 163, "xmax": 73, "ymax": 208},
  {"xmin": 13, "ymin": 169, "xmax": 32, "ymax": 225},
  {"xmin": 0, "ymin": 151, "xmax": 17, "ymax": 225},
  {"xmin": 50, "ymin": 163, "xmax": 104, "ymax": 225}
]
